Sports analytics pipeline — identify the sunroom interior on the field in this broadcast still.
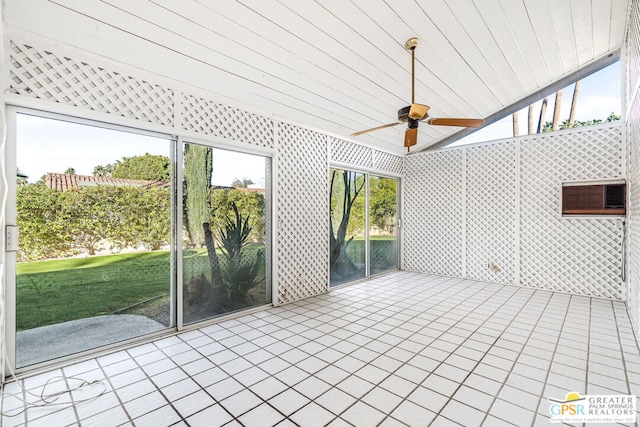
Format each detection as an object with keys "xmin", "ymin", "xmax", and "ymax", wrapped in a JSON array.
[{"xmin": 2, "ymin": 0, "xmax": 640, "ymax": 425}]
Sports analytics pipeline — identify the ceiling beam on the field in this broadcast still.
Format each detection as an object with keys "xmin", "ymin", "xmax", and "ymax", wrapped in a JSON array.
[{"xmin": 415, "ymin": 49, "xmax": 621, "ymax": 153}]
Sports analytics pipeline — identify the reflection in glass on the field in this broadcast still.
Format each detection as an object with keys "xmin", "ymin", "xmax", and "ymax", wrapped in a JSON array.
[
  {"xmin": 15, "ymin": 114, "xmax": 172, "ymax": 367},
  {"xmin": 330, "ymin": 168, "xmax": 366, "ymax": 286},
  {"xmin": 182, "ymin": 144, "xmax": 270, "ymax": 324},
  {"xmin": 369, "ymin": 176, "xmax": 398, "ymax": 275}
]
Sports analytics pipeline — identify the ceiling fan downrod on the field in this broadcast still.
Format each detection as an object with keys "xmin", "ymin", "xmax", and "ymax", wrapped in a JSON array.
[{"xmin": 405, "ymin": 37, "xmax": 419, "ymax": 104}]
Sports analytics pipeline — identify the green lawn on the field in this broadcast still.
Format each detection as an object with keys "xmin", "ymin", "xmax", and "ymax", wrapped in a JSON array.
[
  {"xmin": 17, "ymin": 245, "xmax": 266, "ymax": 331},
  {"xmin": 17, "ymin": 251, "xmax": 173, "ymax": 331}
]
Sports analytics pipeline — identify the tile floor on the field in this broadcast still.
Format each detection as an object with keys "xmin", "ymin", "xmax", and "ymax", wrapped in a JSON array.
[{"xmin": 1, "ymin": 271, "xmax": 640, "ymax": 426}]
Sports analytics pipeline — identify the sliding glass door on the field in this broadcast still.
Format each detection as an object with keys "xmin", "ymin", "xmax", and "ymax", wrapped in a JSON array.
[
  {"xmin": 329, "ymin": 169, "xmax": 366, "ymax": 286},
  {"xmin": 14, "ymin": 113, "xmax": 173, "ymax": 368},
  {"xmin": 330, "ymin": 168, "xmax": 398, "ymax": 286},
  {"xmin": 181, "ymin": 143, "xmax": 270, "ymax": 325},
  {"xmin": 9, "ymin": 112, "xmax": 273, "ymax": 371},
  {"xmin": 369, "ymin": 176, "xmax": 398, "ymax": 275}
]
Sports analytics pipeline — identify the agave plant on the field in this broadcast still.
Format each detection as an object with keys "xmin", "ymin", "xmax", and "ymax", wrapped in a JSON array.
[{"xmin": 216, "ymin": 203, "xmax": 263, "ymax": 305}]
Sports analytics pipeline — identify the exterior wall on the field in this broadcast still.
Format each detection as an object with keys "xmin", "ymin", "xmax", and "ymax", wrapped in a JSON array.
[
  {"xmin": 627, "ymin": 0, "xmax": 640, "ymax": 337},
  {"xmin": 2, "ymin": 36, "xmax": 402, "ymax": 307},
  {"xmin": 404, "ymin": 124, "xmax": 626, "ymax": 300}
]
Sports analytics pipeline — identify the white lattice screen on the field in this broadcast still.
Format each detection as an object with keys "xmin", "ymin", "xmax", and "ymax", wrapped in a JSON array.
[
  {"xmin": 404, "ymin": 125, "xmax": 625, "ymax": 300},
  {"xmin": 519, "ymin": 127, "xmax": 624, "ymax": 299},
  {"xmin": 373, "ymin": 150, "xmax": 404, "ymax": 176},
  {"xmin": 403, "ymin": 150, "xmax": 464, "ymax": 277},
  {"xmin": 9, "ymin": 42, "xmax": 175, "ymax": 126},
  {"xmin": 276, "ymin": 123, "xmax": 329, "ymax": 304},
  {"xmin": 629, "ymin": 0, "xmax": 640, "ymax": 102},
  {"xmin": 328, "ymin": 137, "xmax": 403, "ymax": 176},
  {"xmin": 180, "ymin": 94, "xmax": 274, "ymax": 148},
  {"xmin": 627, "ymin": 0, "xmax": 640, "ymax": 338},
  {"xmin": 330, "ymin": 137, "xmax": 373, "ymax": 169},
  {"xmin": 466, "ymin": 142, "xmax": 516, "ymax": 285}
]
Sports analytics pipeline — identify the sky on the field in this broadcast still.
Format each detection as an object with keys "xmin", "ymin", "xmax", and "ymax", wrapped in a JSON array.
[
  {"xmin": 452, "ymin": 61, "xmax": 621, "ymax": 146},
  {"xmin": 16, "ymin": 114, "xmax": 267, "ymax": 187},
  {"xmin": 16, "ymin": 61, "xmax": 620, "ymax": 177}
]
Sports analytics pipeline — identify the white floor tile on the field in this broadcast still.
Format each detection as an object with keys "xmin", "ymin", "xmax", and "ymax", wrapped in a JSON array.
[{"xmin": 5, "ymin": 272, "xmax": 640, "ymax": 427}]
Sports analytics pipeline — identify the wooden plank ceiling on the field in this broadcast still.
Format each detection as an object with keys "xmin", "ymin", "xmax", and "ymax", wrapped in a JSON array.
[{"xmin": 4, "ymin": 0, "xmax": 630, "ymax": 155}]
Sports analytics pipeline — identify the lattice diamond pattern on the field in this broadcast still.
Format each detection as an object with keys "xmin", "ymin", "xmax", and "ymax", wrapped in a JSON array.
[
  {"xmin": 180, "ymin": 94, "xmax": 274, "ymax": 148},
  {"xmin": 276, "ymin": 123, "xmax": 328, "ymax": 304},
  {"xmin": 630, "ymin": 0, "xmax": 640, "ymax": 98},
  {"xmin": 329, "ymin": 137, "xmax": 373, "ymax": 168},
  {"xmin": 403, "ymin": 151, "xmax": 464, "ymax": 277},
  {"xmin": 9, "ymin": 42, "xmax": 174, "ymax": 126},
  {"xmin": 373, "ymin": 150, "xmax": 403, "ymax": 175},
  {"xmin": 466, "ymin": 142, "xmax": 516, "ymax": 284},
  {"xmin": 628, "ymin": 95, "xmax": 640, "ymax": 334},
  {"xmin": 519, "ymin": 127, "xmax": 624, "ymax": 299}
]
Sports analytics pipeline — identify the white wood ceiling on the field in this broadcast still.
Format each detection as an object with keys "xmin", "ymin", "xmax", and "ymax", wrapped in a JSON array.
[{"xmin": 4, "ymin": 0, "xmax": 630, "ymax": 155}]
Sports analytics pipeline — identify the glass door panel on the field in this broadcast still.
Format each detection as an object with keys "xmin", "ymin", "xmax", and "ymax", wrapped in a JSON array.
[
  {"xmin": 182, "ymin": 144, "xmax": 270, "ymax": 324},
  {"xmin": 15, "ymin": 113, "xmax": 173, "ymax": 368},
  {"xmin": 330, "ymin": 168, "xmax": 366, "ymax": 286},
  {"xmin": 369, "ymin": 176, "xmax": 398, "ymax": 275}
]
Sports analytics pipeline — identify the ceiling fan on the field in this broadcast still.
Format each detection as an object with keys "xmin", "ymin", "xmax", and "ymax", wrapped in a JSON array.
[{"xmin": 351, "ymin": 37, "xmax": 484, "ymax": 152}]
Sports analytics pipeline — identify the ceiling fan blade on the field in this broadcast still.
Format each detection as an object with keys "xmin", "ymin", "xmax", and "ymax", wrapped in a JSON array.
[
  {"xmin": 351, "ymin": 122, "xmax": 401, "ymax": 137},
  {"xmin": 404, "ymin": 127, "xmax": 418, "ymax": 152},
  {"xmin": 409, "ymin": 103, "xmax": 430, "ymax": 120},
  {"xmin": 427, "ymin": 118, "xmax": 484, "ymax": 127}
]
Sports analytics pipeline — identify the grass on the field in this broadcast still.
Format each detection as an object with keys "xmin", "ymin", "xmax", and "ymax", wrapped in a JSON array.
[
  {"xmin": 17, "ymin": 251, "xmax": 172, "ymax": 331},
  {"xmin": 17, "ymin": 244, "xmax": 267, "ymax": 331}
]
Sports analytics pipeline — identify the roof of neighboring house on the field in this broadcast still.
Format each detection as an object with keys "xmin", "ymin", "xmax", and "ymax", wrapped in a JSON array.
[
  {"xmin": 45, "ymin": 173, "xmax": 167, "ymax": 192},
  {"xmin": 211, "ymin": 186, "xmax": 266, "ymax": 193}
]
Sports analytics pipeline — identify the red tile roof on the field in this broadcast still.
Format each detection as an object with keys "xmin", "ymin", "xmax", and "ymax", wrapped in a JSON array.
[{"xmin": 45, "ymin": 173, "xmax": 166, "ymax": 191}]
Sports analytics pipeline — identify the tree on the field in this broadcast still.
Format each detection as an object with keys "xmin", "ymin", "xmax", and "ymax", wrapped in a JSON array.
[
  {"xmin": 528, "ymin": 105, "xmax": 535, "ymax": 134},
  {"xmin": 537, "ymin": 97, "xmax": 548, "ymax": 133},
  {"xmin": 183, "ymin": 144, "xmax": 212, "ymax": 247},
  {"xmin": 16, "ymin": 184, "xmax": 70, "ymax": 261},
  {"xmin": 329, "ymin": 170, "xmax": 365, "ymax": 282},
  {"xmin": 568, "ymin": 80, "xmax": 581, "ymax": 127},
  {"xmin": 552, "ymin": 90, "xmax": 562, "ymax": 131},
  {"xmin": 210, "ymin": 189, "xmax": 265, "ymax": 243},
  {"xmin": 370, "ymin": 178, "xmax": 397, "ymax": 234},
  {"xmin": 231, "ymin": 177, "xmax": 254, "ymax": 188},
  {"xmin": 111, "ymin": 153, "xmax": 171, "ymax": 182},
  {"xmin": 118, "ymin": 187, "xmax": 171, "ymax": 251},
  {"xmin": 93, "ymin": 163, "xmax": 116, "ymax": 177},
  {"xmin": 57, "ymin": 186, "xmax": 122, "ymax": 255},
  {"xmin": 606, "ymin": 112, "xmax": 621, "ymax": 122}
]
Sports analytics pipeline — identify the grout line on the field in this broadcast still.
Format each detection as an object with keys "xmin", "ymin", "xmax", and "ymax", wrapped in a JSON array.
[{"xmin": 4, "ymin": 272, "xmax": 640, "ymax": 426}]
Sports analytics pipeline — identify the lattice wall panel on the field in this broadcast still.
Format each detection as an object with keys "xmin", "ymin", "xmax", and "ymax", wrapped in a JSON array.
[
  {"xmin": 276, "ymin": 123, "xmax": 328, "ymax": 304},
  {"xmin": 180, "ymin": 94, "xmax": 274, "ymax": 148},
  {"xmin": 9, "ymin": 42, "xmax": 174, "ymax": 126},
  {"xmin": 329, "ymin": 137, "xmax": 372, "ymax": 169},
  {"xmin": 403, "ymin": 151, "xmax": 464, "ymax": 277},
  {"xmin": 629, "ymin": 0, "xmax": 640, "ymax": 98},
  {"xmin": 628, "ymin": 92, "xmax": 640, "ymax": 335},
  {"xmin": 519, "ymin": 127, "xmax": 624, "ymax": 299},
  {"xmin": 466, "ymin": 142, "xmax": 516, "ymax": 284},
  {"xmin": 373, "ymin": 150, "xmax": 403, "ymax": 176}
]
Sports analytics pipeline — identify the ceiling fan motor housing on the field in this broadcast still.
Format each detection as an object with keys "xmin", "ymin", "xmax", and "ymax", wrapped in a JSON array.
[
  {"xmin": 397, "ymin": 106, "xmax": 411, "ymax": 122},
  {"xmin": 398, "ymin": 106, "xmax": 428, "ymax": 122}
]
